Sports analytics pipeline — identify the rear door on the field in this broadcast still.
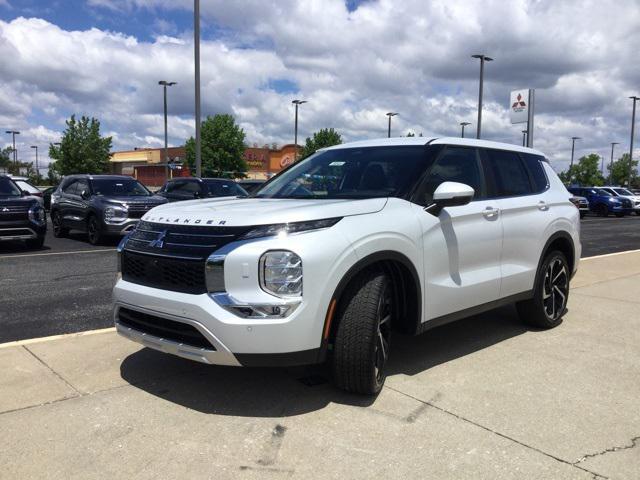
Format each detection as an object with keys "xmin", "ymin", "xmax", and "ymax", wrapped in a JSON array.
[
  {"xmin": 413, "ymin": 146, "xmax": 503, "ymax": 321},
  {"xmin": 482, "ymin": 149, "xmax": 550, "ymax": 297}
]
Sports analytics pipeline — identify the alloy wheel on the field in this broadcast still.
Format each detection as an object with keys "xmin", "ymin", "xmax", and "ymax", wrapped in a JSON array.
[
  {"xmin": 542, "ymin": 258, "xmax": 568, "ymax": 320},
  {"xmin": 374, "ymin": 282, "xmax": 392, "ymax": 383}
]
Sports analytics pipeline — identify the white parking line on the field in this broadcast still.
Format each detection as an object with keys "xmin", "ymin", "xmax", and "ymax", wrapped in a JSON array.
[
  {"xmin": 0, "ymin": 327, "xmax": 116, "ymax": 349},
  {"xmin": 581, "ymin": 248, "xmax": 640, "ymax": 260},
  {"xmin": 0, "ymin": 248, "xmax": 115, "ymax": 259}
]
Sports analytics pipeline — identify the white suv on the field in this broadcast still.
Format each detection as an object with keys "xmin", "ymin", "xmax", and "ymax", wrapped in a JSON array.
[{"xmin": 113, "ymin": 137, "xmax": 580, "ymax": 394}]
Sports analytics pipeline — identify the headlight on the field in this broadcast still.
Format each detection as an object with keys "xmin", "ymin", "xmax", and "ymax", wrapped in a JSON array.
[
  {"xmin": 608, "ymin": 197, "xmax": 620, "ymax": 203},
  {"xmin": 104, "ymin": 205, "xmax": 128, "ymax": 223},
  {"xmin": 260, "ymin": 250, "xmax": 302, "ymax": 297},
  {"xmin": 28, "ymin": 205, "xmax": 46, "ymax": 225},
  {"xmin": 240, "ymin": 217, "xmax": 341, "ymax": 240}
]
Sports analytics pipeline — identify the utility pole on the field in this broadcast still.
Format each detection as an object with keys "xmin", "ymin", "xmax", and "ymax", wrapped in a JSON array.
[
  {"xmin": 460, "ymin": 122, "xmax": 471, "ymax": 138},
  {"xmin": 194, "ymin": 0, "xmax": 202, "ymax": 177},
  {"xmin": 609, "ymin": 142, "xmax": 619, "ymax": 185},
  {"xmin": 159, "ymin": 80, "xmax": 177, "ymax": 180},
  {"xmin": 570, "ymin": 137, "xmax": 580, "ymax": 185},
  {"xmin": 386, "ymin": 112, "xmax": 398, "ymax": 138},
  {"xmin": 5, "ymin": 130, "xmax": 19, "ymax": 167},
  {"xmin": 292, "ymin": 99, "xmax": 307, "ymax": 160},
  {"xmin": 471, "ymin": 54, "xmax": 493, "ymax": 139}
]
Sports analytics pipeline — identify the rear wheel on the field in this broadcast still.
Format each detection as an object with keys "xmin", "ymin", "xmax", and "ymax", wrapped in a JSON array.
[
  {"xmin": 516, "ymin": 251, "xmax": 570, "ymax": 329},
  {"xmin": 595, "ymin": 204, "xmax": 609, "ymax": 217},
  {"xmin": 331, "ymin": 270, "xmax": 392, "ymax": 395},
  {"xmin": 51, "ymin": 211, "xmax": 68, "ymax": 237},
  {"xmin": 87, "ymin": 215, "xmax": 103, "ymax": 245}
]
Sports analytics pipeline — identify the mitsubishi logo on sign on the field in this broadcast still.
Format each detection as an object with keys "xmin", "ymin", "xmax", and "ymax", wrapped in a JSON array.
[
  {"xmin": 149, "ymin": 230, "xmax": 167, "ymax": 248},
  {"xmin": 510, "ymin": 89, "xmax": 530, "ymax": 124}
]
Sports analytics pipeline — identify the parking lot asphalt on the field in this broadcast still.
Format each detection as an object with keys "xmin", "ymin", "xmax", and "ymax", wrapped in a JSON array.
[
  {"xmin": 1, "ymin": 251, "xmax": 639, "ymax": 479},
  {"xmin": 0, "ymin": 214, "xmax": 639, "ymax": 344}
]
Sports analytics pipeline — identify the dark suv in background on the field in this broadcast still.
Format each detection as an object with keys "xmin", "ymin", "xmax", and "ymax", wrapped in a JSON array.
[
  {"xmin": 0, "ymin": 175, "xmax": 47, "ymax": 249},
  {"xmin": 50, "ymin": 175, "xmax": 167, "ymax": 244},
  {"xmin": 567, "ymin": 187, "xmax": 632, "ymax": 217},
  {"xmin": 157, "ymin": 177, "xmax": 248, "ymax": 202}
]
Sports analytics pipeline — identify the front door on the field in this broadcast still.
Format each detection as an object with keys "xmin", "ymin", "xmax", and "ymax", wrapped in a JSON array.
[{"xmin": 413, "ymin": 146, "xmax": 503, "ymax": 322}]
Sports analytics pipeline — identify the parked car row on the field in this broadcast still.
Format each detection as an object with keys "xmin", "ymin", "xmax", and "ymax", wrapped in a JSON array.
[{"xmin": 567, "ymin": 186, "xmax": 640, "ymax": 217}]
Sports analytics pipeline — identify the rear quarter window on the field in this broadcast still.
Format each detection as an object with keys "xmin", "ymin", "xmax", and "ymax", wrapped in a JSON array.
[{"xmin": 521, "ymin": 154, "xmax": 549, "ymax": 193}]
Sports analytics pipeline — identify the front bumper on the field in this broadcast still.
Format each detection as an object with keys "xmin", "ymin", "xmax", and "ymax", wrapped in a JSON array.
[
  {"xmin": 102, "ymin": 218, "xmax": 139, "ymax": 236},
  {"xmin": 0, "ymin": 219, "xmax": 46, "ymax": 241}
]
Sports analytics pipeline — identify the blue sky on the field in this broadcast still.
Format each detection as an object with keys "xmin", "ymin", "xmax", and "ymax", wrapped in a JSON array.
[{"xmin": 1, "ymin": 0, "xmax": 639, "ymax": 172}]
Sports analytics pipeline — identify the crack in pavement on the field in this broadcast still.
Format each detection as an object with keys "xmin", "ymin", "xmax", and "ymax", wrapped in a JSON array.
[
  {"xmin": 386, "ymin": 385, "xmax": 608, "ymax": 479},
  {"xmin": 575, "ymin": 436, "xmax": 640, "ymax": 464}
]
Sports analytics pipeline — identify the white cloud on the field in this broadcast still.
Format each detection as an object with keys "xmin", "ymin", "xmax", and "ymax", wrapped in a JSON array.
[{"xmin": 2, "ymin": 0, "xmax": 640, "ymax": 173}]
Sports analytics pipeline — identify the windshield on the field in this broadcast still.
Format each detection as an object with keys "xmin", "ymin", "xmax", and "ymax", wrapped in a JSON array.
[
  {"xmin": 0, "ymin": 177, "xmax": 22, "ymax": 197},
  {"xmin": 204, "ymin": 180, "xmax": 248, "ymax": 197},
  {"xmin": 255, "ymin": 146, "xmax": 433, "ymax": 199},
  {"xmin": 91, "ymin": 179, "xmax": 151, "ymax": 196},
  {"xmin": 613, "ymin": 188, "xmax": 633, "ymax": 196},
  {"xmin": 593, "ymin": 188, "xmax": 611, "ymax": 196}
]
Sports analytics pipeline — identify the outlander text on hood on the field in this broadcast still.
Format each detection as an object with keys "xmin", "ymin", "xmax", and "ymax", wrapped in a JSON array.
[{"xmin": 113, "ymin": 137, "xmax": 581, "ymax": 395}]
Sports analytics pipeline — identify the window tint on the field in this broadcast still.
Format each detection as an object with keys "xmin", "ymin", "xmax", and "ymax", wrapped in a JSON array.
[
  {"xmin": 0, "ymin": 177, "xmax": 21, "ymax": 196},
  {"xmin": 521, "ymin": 154, "xmax": 548, "ymax": 193},
  {"xmin": 415, "ymin": 147, "xmax": 484, "ymax": 205},
  {"xmin": 205, "ymin": 180, "xmax": 247, "ymax": 197},
  {"xmin": 76, "ymin": 180, "xmax": 90, "ymax": 196},
  {"xmin": 173, "ymin": 181, "xmax": 201, "ymax": 194},
  {"xmin": 485, "ymin": 149, "xmax": 533, "ymax": 197},
  {"xmin": 63, "ymin": 180, "xmax": 78, "ymax": 195}
]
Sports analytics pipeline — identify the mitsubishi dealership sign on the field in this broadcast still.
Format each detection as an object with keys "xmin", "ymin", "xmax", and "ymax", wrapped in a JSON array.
[{"xmin": 510, "ymin": 89, "xmax": 530, "ymax": 124}]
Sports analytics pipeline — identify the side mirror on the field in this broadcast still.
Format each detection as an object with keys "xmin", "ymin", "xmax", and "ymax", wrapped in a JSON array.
[
  {"xmin": 426, "ymin": 181, "xmax": 474, "ymax": 216},
  {"xmin": 80, "ymin": 190, "xmax": 90, "ymax": 200}
]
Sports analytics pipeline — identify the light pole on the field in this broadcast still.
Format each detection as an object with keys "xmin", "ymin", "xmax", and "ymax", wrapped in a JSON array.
[
  {"xmin": 159, "ymin": 80, "xmax": 177, "ymax": 180},
  {"xmin": 30, "ymin": 145, "xmax": 39, "ymax": 180},
  {"xmin": 629, "ymin": 96, "xmax": 639, "ymax": 188},
  {"xmin": 386, "ymin": 112, "xmax": 398, "ymax": 138},
  {"xmin": 609, "ymin": 142, "xmax": 619, "ymax": 184},
  {"xmin": 5, "ymin": 130, "xmax": 19, "ymax": 167},
  {"xmin": 471, "ymin": 54, "xmax": 493, "ymax": 139},
  {"xmin": 292, "ymin": 99, "xmax": 307, "ymax": 160},
  {"xmin": 522, "ymin": 130, "xmax": 527, "ymax": 146},
  {"xmin": 570, "ymin": 137, "xmax": 580, "ymax": 184},
  {"xmin": 194, "ymin": 0, "xmax": 202, "ymax": 177},
  {"xmin": 460, "ymin": 122, "xmax": 471, "ymax": 138}
]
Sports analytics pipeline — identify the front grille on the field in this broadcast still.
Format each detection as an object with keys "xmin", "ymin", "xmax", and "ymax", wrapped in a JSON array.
[
  {"xmin": 122, "ymin": 250, "xmax": 206, "ymax": 294},
  {"xmin": 122, "ymin": 221, "xmax": 251, "ymax": 293},
  {"xmin": 621, "ymin": 198, "xmax": 632, "ymax": 208},
  {"xmin": 127, "ymin": 204, "xmax": 157, "ymax": 219},
  {"xmin": 0, "ymin": 205, "xmax": 29, "ymax": 222},
  {"xmin": 117, "ymin": 307, "xmax": 214, "ymax": 350}
]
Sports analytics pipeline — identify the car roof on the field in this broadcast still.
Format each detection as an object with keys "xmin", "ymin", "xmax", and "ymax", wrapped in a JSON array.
[
  {"xmin": 320, "ymin": 136, "xmax": 546, "ymax": 157},
  {"xmin": 65, "ymin": 174, "xmax": 134, "ymax": 181},
  {"xmin": 166, "ymin": 177, "xmax": 233, "ymax": 182}
]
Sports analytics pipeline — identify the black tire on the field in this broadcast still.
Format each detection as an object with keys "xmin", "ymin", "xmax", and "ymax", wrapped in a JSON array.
[
  {"xmin": 579, "ymin": 211, "xmax": 586, "ymax": 219},
  {"xmin": 595, "ymin": 204, "xmax": 609, "ymax": 217},
  {"xmin": 51, "ymin": 210, "xmax": 68, "ymax": 237},
  {"xmin": 331, "ymin": 270, "xmax": 392, "ymax": 395},
  {"xmin": 25, "ymin": 235, "xmax": 45, "ymax": 249},
  {"xmin": 635, "ymin": 211, "xmax": 640, "ymax": 216},
  {"xmin": 87, "ymin": 214, "xmax": 103, "ymax": 245},
  {"xmin": 516, "ymin": 251, "xmax": 570, "ymax": 329}
]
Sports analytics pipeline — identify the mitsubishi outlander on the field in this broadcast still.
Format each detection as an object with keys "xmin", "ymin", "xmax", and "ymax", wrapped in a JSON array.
[{"xmin": 113, "ymin": 137, "xmax": 580, "ymax": 394}]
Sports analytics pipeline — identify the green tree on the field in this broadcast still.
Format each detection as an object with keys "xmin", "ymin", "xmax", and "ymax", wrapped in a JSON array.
[
  {"xmin": 184, "ymin": 114, "xmax": 247, "ymax": 178},
  {"xmin": 48, "ymin": 115, "xmax": 112, "ymax": 176},
  {"xmin": 0, "ymin": 147, "xmax": 12, "ymax": 172},
  {"xmin": 299, "ymin": 128, "xmax": 342, "ymax": 160},
  {"xmin": 606, "ymin": 153, "xmax": 639, "ymax": 187},
  {"xmin": 558, "ymin": 153, "xmax": 605, "ymax": 186}
]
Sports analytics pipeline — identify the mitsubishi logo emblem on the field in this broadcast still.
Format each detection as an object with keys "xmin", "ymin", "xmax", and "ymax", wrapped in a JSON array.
[
  {"xmin": 1, "ymin": 207, "xmax": 8, "ymax": 212},
  {"xmin": 149, "ymin": 230, "xmax": 167, "ymax": 248}
]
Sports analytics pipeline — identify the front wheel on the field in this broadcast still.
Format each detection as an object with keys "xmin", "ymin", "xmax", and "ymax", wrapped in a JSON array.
[
  {"xmin": 331, "ymin": 270, "xmax": 392, "ymax": 395},
  {"xmin": 595, "ymin": 204, "xmax": 609, "ymax": 217},
  {"xmin": 87, "ymin": 215, "xmax": 103, "ymax": 245},
  {"xmin": 516, "ymin": 251, "xmax": 570, "ymax": 329},
  {"xmin": 51, "ymin": 211, "xmax": 68, "ymax": 237}
]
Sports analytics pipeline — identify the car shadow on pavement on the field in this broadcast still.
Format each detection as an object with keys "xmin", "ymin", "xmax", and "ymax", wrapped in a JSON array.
[{"xmin": 119, "ymin": 304, "xmax": 535, "ymax": 417}]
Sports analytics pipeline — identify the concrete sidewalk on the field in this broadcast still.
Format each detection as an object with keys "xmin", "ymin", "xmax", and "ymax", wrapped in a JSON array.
[{"xmin": 1, "ymin": 252, "xmax": 639, "ymax": 479}]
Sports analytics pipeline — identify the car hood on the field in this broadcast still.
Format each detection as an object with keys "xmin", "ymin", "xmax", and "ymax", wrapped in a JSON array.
[
  {"xmin": 100, "ymin": 195, "xmax": 167, "ymax": 206},
  {"xmin": 142, "ymin": 197, "xmax": 388, "ymax": 227}
]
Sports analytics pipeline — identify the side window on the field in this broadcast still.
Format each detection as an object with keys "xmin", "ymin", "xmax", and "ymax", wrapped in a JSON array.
[
  {"xmin": 76, "ymin": 180, "xmax": 90, "ymax": 197},
  {"xmin": 521, "ymin": 154, "xmax": 549, "ymax": 193},
  {"xmin": 414, "ymin": 147, "xmax": 485, "ymax": 205},
  {"xmin": 174, "ymin": 181, "xmax": 201, "ymax": 194},
  {"xmin": 485, "ymin": 149, "xmax": 533, "ymax": 197}
]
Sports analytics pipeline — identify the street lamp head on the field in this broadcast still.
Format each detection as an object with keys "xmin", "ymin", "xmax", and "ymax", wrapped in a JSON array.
[
  {"xmin": 30, "ymin": 145, "xmax": 37, "ymax": 149},
  {"xmin": 472, "ymin": 54, "xmax": 493, "ymax": 61},
  {"xmin": 5, "ymin": 130, "xmax": 20, "ymax": 135},
  {"xmin": 292, "ymin": 99, "xmax": 307, "ymax": 105},
  {"xmin": 460, "ymin": 122, "xmax": 471, "ymax": 126},
  {"xmin": 611, "ymin": 142, "xmax": 619, "ymax": 145},
  {"xmin": 158, "ymin": 80, "xmax": 177, "ymax": 86},
  {"xmin": 571, "ymin": 136, "xmax": 581, "ymax": 141},
  {"xmin": 386, "ymin": 112, "xmax": 398, "ymax": 117},
  {"xmin": 629, "ymin": 96, "xmax": 640, "ymax": 101}
]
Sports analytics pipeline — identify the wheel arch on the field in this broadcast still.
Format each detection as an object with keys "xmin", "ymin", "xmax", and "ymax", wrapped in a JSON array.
[
  {"xmin": 538, "ymin": 231, "xmax": 576, "ymax": 280},
  {"xmin": 322, "ymin": 250, "xmax": 423, "ymax": 350}
]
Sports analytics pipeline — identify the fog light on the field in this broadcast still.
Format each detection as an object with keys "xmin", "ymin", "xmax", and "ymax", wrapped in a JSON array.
[{"xmin": 259, "ymin": 250, "xmax": 302, "ymax": 298}]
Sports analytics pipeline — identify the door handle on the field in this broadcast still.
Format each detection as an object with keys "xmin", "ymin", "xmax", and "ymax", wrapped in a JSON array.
[
  {"xmin": 482, "ymin": 206, "xmax": 500, "ymax": 219},
  {"xmin": 538, "ymin": 201, "xmax": 549, "ymax": 211}
]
